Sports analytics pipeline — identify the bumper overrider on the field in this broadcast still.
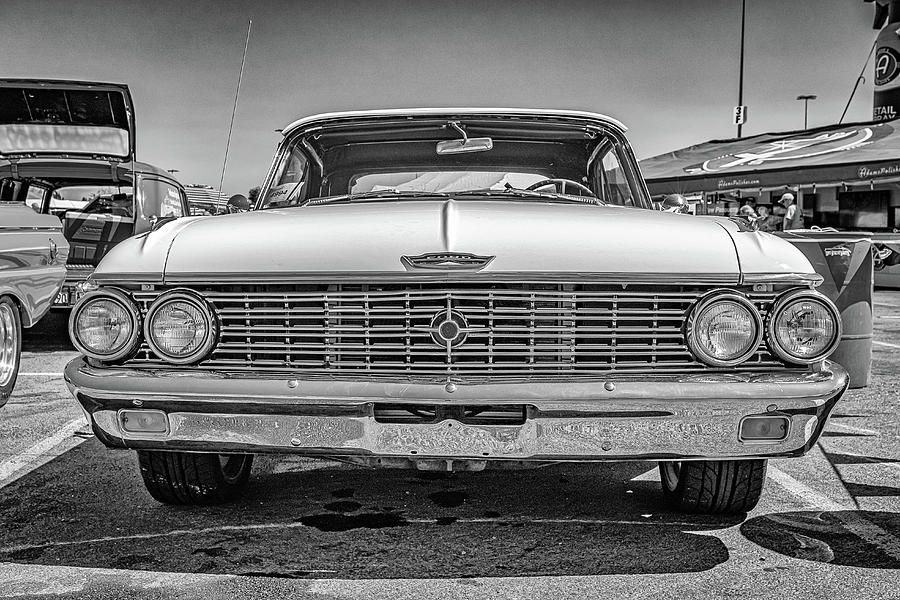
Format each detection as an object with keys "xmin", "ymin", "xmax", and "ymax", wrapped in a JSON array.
[{"xmin": 64, "ymin": 358, "xmax": 849, "ymax": 462}]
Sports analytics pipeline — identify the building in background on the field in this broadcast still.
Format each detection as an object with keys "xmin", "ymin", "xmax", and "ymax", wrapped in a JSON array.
[
  {"xmin": 184, "ymin": 184, "xmax": 230, "ymax": 215},
  {"xmin": 640, "ymin": 119, "xmax": 900, "ymax": 286}
]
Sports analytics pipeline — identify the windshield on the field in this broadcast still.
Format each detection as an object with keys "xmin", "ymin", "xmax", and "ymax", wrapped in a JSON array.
[
  {"xmin": 259, "ymin": 120, "xmax": 649, "ymax": 210},
  {"xmin": 24, "ymin": 184, "xmax": 133, "ymax": 218},
  {"xmin": 350, "ymin": 171, "xmax": 547, "ymax": 194}
]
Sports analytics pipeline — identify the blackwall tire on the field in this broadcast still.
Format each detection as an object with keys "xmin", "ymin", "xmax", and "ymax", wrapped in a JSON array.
[
  {"xmin": 137, "ymin": 450, "xmax": 253, "ymax": 505},
  {"xmin": 0, "ymin": 297, "xmax": 22, "ymax": 407},
  {"xmin": 659, "ymin": 459, "xmax": 767, "ymax": 514}
]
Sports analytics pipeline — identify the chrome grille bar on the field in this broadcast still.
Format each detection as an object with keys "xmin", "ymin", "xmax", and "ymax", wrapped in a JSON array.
[{"xmin": 127, "ymin": 282, "xmax": 784, "ymax": 377}]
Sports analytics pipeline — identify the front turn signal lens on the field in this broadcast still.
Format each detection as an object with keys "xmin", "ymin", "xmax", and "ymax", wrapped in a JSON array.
[{"xmin": 739, "ymin": 415, "xmax": 791, "ymax": 442}]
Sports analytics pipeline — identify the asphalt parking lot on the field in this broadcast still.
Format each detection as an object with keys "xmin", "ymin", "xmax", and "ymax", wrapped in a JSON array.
[{"xmin": 0, "ymin": 293, "xmax": 898, "ymax": 600}]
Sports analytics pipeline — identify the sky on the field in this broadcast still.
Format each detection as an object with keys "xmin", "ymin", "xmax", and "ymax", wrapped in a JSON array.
[{"xmin": 0, "ymin": 0, "xmax": 881, "ymax": 196}]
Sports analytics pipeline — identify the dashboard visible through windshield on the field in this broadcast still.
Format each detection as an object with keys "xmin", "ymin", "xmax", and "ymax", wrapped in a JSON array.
[{"xmin": 258, "ymin": 116, "xmax": 649, "ymax": 210}]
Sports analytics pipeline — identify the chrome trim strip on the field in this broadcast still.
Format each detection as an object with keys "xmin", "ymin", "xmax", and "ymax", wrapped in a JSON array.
[
  {"xmin": 0, "ymin": 225, "xmax": 63, "ymax": 233},
  {"xmin": 94, "ymin": 272, "xmax": 822, "ymax": 288},
  {"xmin": 153, "ymin": 272, "xmax": 744, "ymax": 285},
  {"xmin": 66, "ymin": 357, "xmax": 839, "ymax": 404},
  {"xmin": 281, "ymin": 108, "xmax": 629, "ymax": 139},
  {"xmin": 742, "ymin": 272, "xmax": 823, "ymax": 287}
]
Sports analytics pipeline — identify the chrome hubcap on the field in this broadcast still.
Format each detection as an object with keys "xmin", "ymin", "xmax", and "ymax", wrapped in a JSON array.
[{"xmin": 0, "ymin": 303, "xmax": 18, "ymax": 388}]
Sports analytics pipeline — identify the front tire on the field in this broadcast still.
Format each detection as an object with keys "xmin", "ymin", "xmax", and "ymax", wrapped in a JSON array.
[
  {"xmin": 0, "ymin": 297, "xmax": 22, "ymax": 407},
  {"xmin": 659, "ymin": 459, "xmax": 767, "ymax": 514},
  {"xmin": 137, "ymin": 450, "xmax": 253, "ymax": 505}
]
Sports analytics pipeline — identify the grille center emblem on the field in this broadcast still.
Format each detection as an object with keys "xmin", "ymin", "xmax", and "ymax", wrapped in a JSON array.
[{"xmin": 430, "ymin": 310, "xmax": 469, "ymax": 347}]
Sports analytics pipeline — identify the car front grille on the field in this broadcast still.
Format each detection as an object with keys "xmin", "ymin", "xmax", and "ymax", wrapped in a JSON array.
[{"xmin": 125, "ymin": 282, "xmax": 784, "ymax": 378}]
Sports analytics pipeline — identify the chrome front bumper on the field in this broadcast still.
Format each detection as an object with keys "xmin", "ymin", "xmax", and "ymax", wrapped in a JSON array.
[{"xmin": 64, "ymin": 358, "xmax": 848, "ymax": 461}]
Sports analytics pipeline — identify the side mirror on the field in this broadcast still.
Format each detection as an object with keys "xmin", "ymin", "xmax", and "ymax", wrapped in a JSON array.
[
  {"xmin": 149, "ymin": 215, "xmax": 178, "ymax": 231},
  {"xmin": 227, "ymin": 194, "xmax": 250, "ymax": 213}
]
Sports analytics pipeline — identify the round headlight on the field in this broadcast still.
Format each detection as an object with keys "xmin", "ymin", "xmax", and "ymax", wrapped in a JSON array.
[
  {"xmin": 687, "ymin": 293, "xmax": 763, "ymax": 367},
  {"xmin": 768, "ymin": 291, "xmax": 841, "ymax": 364},
  {"xmin": 69, "ymin": 290, "xmax": 141, "ymax": 361},
  {"xmin": 145, "ymin": 291, "xmax": 217, "ymax": 364}
]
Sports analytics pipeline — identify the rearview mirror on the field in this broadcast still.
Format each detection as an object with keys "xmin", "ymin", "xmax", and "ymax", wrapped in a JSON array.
[{"xmin": 436, "ymin": 137, "xmax": 493, "ymax": 155}]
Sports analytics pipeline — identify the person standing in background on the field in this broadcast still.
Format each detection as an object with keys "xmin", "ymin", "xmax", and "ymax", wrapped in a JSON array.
[
  {"xmin": 756, "ymin": 205, "xmax": 778, "ymax": 232},
  {"xmin": 739, "ymin": 197, "xmax": 758, "ymax": 219},
  {"xmin": 780, "ymin": 192, "xmax": 804, "ymax": 230}
]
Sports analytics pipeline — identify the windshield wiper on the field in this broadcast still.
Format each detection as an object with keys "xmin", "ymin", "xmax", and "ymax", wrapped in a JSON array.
[
  {"xmin": 298, "ymin": 190, "xmax": 452, "ymax": 207},
  {"xmin": 456, "ymin": 187, "xmax": 604, "ymax": 205}
]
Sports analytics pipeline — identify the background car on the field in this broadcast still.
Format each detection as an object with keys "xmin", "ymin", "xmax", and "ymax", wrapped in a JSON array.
[
  {"xmin": 0, "ymin": 202, "xmax": 68, "ymax": 404},
  {"xmin": 0, "ymin": 79, "xmax": 190, "ymax": 308}
]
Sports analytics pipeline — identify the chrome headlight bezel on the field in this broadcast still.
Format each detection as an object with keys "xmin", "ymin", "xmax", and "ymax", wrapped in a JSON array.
[
  {"xmin": 68, "ymin": 288, "xmax": 142, "ymax": 361},
  {"xmin": 766, "ymin": 289, "xmax": 841, "ymax": 365},
  {"xmin": 144, "ymin": 289, "xmax": 218, "ymax": 365},
  {"xmin": 686, "ymin": 291, "xmax": 764, "ymax": 367}
]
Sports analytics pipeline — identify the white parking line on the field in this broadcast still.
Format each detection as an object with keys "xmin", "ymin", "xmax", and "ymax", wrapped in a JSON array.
[
  {"xmin": 873, "ymin": 340, "xmax": 900, "ymax": 350},
  {"xmin": 0, "ymin": 516, "xmax": 703, "ymax": 556},
  {"xmin": 767, "ymin": 465, "xmax": 846, "ymax": 511},
  {"xmin": 873, "ymin": 301, "xmax": 900, "ymax": 308},
  {"xmin": 767, "ymin": 465, "xmax": 900, "ymax": 562},
  {"xmin": 17, "ymin": 372, "xmax": 63, "ymax": 377},
  {"xmin": 826, "ymin": 421, "xmax": 880, "ymax": 436},
  {"xmin": 0, "ymin": 418, "xmax": 88, "ymax": 489}
]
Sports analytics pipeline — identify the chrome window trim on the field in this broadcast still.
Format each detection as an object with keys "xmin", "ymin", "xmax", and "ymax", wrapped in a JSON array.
[{"xmin": 68, "ymin": 288, "xmax": 142, "ymax": 361}]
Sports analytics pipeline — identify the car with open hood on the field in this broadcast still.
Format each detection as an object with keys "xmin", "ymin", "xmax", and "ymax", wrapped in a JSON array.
[
  {"xmin": 64, "ymin": 109, "xmax": 848, "ymax": 513},
  {"xmin": 0, "ymin": 79, "xmax": 189, "ymax": 308}
]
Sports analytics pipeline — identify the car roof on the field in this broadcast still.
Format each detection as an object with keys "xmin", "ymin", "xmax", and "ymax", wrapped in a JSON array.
[{"xmin": 281, "ymin": 108, "xmax": 628, "ymax": 139}]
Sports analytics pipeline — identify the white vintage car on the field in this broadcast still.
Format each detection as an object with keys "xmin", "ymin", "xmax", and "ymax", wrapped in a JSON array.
[
  {"xmin": 0, "ymin": 203, "xmax": 68, "ymax": 404},
  {"xmin": 64, "ymin": 109, "xmax": 848, "ymax": 513}
]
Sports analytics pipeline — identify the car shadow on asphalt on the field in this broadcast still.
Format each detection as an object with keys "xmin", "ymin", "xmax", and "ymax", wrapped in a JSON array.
[
  {"xmin": 741, "ymin": 510, "xmax": 900, "ymax": 569},
  {"xmin": 21, "ymin": 312, "xmax": 73, "ymax": 353},
  {"xmin": 0, "ymin": 440, "xmax": 745, "ymax": 578}
]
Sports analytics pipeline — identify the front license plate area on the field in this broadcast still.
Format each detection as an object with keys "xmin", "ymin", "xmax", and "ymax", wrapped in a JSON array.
[{"xmin": 374, "ymin": 419, "xmax": 529, "ymax": 457}]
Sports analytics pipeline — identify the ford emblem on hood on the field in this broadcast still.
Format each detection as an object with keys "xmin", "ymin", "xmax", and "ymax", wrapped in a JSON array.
[{"xmin": 400, "ymin": 251, "xmax": 495, "ymax": 271}]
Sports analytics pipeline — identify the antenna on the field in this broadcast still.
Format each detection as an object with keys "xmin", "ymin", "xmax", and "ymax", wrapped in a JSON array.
[
  {"xmin": 839, "ymin": 37, "xmax": 877, "ymax": 124},
  {"xmin": 217, "ymin": 19, "xmax": 252, "ymax": 203}
]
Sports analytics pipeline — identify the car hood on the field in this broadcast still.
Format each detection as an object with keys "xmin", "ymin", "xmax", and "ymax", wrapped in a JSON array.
[
  {"xmin": 92, "ymin": 199, "xmax": 816, "ymax": 284},
  {"xmin": 0, "ymin": 79, "xmax": 135, "ymax": 160}
]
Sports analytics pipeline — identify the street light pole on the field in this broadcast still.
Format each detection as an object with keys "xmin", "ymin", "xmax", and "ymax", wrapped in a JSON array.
[
  {"xmin": 796, "ymin": 94, "xmax": 817, "ymax": 129},
  {"xmin": 737, "ymin": 0, "xmax": 746, "ymax": 138}
]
